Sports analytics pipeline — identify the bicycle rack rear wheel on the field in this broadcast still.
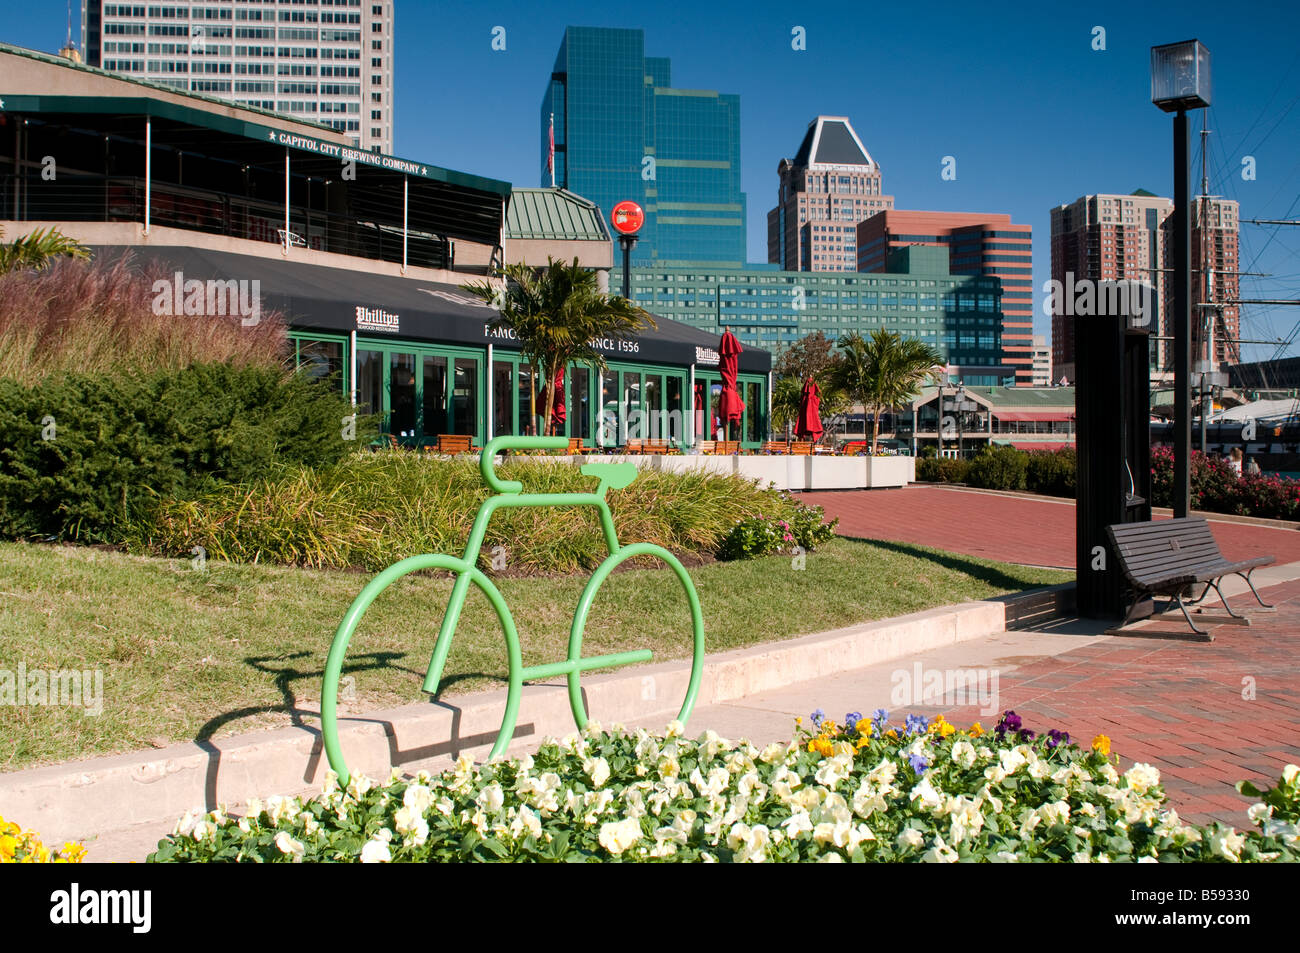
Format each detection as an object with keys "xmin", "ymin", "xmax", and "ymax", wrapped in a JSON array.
[
  {"xmin": 321, "ymin": 553, "xmax": 521, "ymax": 788},
  {"xmin": 566, "ymin": 543, "xmax": 705, "ymax": 730}
]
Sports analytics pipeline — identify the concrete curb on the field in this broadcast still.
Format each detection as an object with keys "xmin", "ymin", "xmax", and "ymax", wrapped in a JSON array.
[{"xmin": 0, "ymin": 598, "xmax": 1006, "ymax": 848}]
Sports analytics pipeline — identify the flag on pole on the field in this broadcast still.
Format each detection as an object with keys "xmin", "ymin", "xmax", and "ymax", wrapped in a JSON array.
[{"xmin": 547, "ymin": 113, "xmax": 555, "ymax": 188}]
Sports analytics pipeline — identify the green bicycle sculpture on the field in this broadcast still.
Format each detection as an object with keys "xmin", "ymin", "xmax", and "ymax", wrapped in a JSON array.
[{"xmin": 321, "ymin": 435, "xmax": 706, "ymax": 785}]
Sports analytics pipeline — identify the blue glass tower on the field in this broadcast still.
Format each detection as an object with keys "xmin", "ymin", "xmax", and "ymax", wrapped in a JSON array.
[{"xmin": 541, "ymin": 27, "xmax": 747, "ymax": 268}]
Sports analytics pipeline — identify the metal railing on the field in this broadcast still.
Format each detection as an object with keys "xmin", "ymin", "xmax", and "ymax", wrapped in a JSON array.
[{"xmin": 1, "ymin": 173, "xmax": 453, "ymax": 271}]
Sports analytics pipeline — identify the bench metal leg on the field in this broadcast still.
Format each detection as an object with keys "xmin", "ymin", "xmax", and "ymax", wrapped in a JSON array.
[
  {"xmin": 1235, "ymin": 569, "xmax": 1276, "ymax": 610},
  {"xmin": 1183, "ymin": 582, "xmax": 1214, "ymax": 607},
  {"xmin": 1170, "ymin": 590, "xmax": 1209, "ymax": 635}
]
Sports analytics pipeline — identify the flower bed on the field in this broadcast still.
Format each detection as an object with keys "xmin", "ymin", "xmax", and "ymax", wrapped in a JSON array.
[
  {"xmin": 0, "ymin": 815, "xmax": 86, "ymax": 864},
  {"xmin": 148, "ymin": 711, "xmax": 1298, "ymax": 863}
]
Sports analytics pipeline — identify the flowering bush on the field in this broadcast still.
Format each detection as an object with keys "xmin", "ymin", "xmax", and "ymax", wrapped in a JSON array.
[
  {"xmin": 1151, "ymin": 446, "xmax": 1300, "ymax": 520},
  {"xmin": 0, "ymin": 815, "xmax": 86, "ymax": 863},
  {"xmin": 148, "ymin": 712, "xmax": 1298, "ymax": 863},
  {"xmin": 717, "ymin": 502, "xmax": 836, "ymax": 561}
]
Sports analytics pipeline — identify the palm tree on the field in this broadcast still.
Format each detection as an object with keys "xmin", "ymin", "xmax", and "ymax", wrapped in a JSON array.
[
  {"xmin": 463, "ymin": 257, "xmax": 655, "ymax": 436},
  {"xmin": 829, "ymin": 328, "xmax": 943, "ymax": 454},
  {"xmin": 0, "ymin": 226, "xmax": 90, "ymax": 274}
]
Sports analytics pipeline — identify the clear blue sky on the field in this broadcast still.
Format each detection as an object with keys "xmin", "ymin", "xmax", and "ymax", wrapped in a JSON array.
[{"xmin": 5, "ymin": 0, "xmax": 1299, "ymax": 359}]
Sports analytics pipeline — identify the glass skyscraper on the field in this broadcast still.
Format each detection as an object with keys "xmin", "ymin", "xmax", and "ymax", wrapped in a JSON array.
[{"xmin": 541, "ymin": 27, "xmax": 746, "ymax": 268}]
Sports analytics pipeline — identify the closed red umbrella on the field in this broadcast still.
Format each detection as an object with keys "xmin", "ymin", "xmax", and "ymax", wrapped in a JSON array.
[
  {"xmin": 796, "ymin": 377, "xmax": 823, "ymax": 441},
  {"xmin": 717, "ymin": 329, "xmax": 746, "ymax": 439},
  {"xmin": 538, "ymin": 366, "xmax": 566, "ymax": 435}
]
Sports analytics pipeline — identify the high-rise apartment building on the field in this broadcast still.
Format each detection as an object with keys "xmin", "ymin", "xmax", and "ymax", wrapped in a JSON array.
[
  {"xmin": 1049, "ymin": 190, "xmax": 1238, "ymax": 377},
  {"xmin": 766, "ymin": 116, "xmax": 894, "ymax": 272},
  {"xmin": 541, "ymin": 26, "xmax": 746, "ymax": 267},
  {"xmin": 1192, "ymin": 196, "xmax": 1241, "ymax": 366},
  {"xmin": 856, "ymin": 210, "xmax": 1034, "ymax": 385},
  {"xmin": 81, "ymin": 0, "xmax": 394, "ymax": 153},
  {"xmin": 1049, "ymin": 191, "xmax": 1172, "ymax": 380}
]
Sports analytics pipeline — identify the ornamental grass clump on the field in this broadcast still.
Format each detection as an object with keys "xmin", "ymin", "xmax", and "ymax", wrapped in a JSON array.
[{"xmin": 149, "ymin": 712, "xmax": 1298, "ymax": 863}]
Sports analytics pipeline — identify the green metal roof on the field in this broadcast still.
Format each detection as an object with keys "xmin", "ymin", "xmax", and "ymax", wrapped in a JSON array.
[
  {"xmin": 963, "ymin": 385, "xmax": 1076, "ymax": 407},
  {"xmin": 505, "ymin": 188, "xmax": 611, "ymax": 242}
]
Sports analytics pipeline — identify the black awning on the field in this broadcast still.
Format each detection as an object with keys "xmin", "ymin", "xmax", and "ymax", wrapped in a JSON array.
[{"xmin": 95, "ymin": 245, "xmax": 771, "ymax": 373}]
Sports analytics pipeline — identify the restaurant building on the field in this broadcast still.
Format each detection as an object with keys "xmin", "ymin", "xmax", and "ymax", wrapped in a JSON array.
[
  {"xmin": 902, "ymin": 385, "xmax": 1076, "ymax": 457},
  {"xmin": 0, "ymin": 42, "xmax": 770, "ymax": 448}
]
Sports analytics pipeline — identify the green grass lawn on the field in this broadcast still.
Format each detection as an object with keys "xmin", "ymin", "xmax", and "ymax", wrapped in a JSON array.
[{"xmin": 0, "ymin": 539, "xmax": 1071, "ymax": 771}]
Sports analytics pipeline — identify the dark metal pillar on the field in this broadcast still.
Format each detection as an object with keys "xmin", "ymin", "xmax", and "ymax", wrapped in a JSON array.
[{"xmin": 1173, "ymin": 109, "xmax": 1192, "ymax": 518}]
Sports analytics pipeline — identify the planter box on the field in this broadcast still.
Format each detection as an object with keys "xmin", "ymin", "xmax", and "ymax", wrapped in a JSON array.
[{"xmin": 562, "ymin": 454, "xmax": 914, "ymax": 491}]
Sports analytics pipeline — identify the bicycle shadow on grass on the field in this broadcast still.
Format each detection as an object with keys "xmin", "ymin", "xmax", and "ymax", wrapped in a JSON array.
[{"xmin": 191, "ymin": 650, "xmax": 528, "ymax": 812}]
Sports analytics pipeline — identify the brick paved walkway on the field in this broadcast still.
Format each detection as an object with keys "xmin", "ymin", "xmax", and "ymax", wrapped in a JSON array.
[
  {"xmin": 803, "ymin": 485, "xmax": 1300, "ymax": 568},
  {"xmin": 898, "ymin": 577, "xmax": 1300, "ymax": 826}
]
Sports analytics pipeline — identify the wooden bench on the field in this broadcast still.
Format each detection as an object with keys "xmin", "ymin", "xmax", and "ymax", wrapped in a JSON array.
[
  {"xmin": 1105, "ymin": 516, "xmax": 1275, "ymax": 638},
  {"xmin": 789, "ymin": 441, "xmax": 813, "ymax": 456},
  {"xmin": 840, "ymin": 440, "xmax": 868, "ymax": 455},
  {"xmin": 623, "ymin": 438, "xmax": 671, "ymax": 455},
  {"xmin": 695, "ymin": 440, "xmax": 717, "ymax": 454},
  {"xmin": 761, "ymin": 441, "xmax": 790, "ymax": 454},
  {"xmin": 435, "ymin": 434, "xmax": 475, "ymax": 455},
  {"xmin": 714, "ymin": 440, "xmax": 741, "ymax": 455}
]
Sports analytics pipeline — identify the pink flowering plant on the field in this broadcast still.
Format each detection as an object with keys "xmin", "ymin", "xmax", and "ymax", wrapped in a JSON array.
[{"xmin": 1151, "ymin": 446, "xmax": 1300, "ymax": 520}]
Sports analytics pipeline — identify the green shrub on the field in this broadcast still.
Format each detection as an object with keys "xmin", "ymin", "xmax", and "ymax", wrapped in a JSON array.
[
  {"xmin": 965, "ymin": 446, "xmax": 1028, "ymax": 491},
  {"xmin": 717, "ymin": 503, "xmax": 836, "ymax": 561},
  {"xmin": 1025, "ymin": 448, "xmax": 1076, "ymax": 498},
  {"xmin": 0, "ymin": 364, "xmax": 363, "ymax": 541},
  {"xmin": 916, "ymin": 456, "xmax": 970, "ymax": 484}
]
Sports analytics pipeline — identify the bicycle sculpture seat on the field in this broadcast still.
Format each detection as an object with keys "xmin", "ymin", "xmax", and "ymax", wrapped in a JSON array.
[{"xmin": 321, "ymin": 435, "xmax": 705, "ymax": 785}]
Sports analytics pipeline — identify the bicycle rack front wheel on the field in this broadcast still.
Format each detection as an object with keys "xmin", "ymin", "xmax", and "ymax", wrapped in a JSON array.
[
  {"xmin": 321, "ymin": 553, "xmax": 522, "ymax": 788},
  {"xmin": 567, "ymin": 543, "xmax": 705, "ymax": 730}
]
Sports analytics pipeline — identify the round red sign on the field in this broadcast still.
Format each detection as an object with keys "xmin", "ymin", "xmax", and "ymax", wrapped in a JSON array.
[{"xmin": 610, "ymin": 200, "xmax": 644, "ymax": 235}]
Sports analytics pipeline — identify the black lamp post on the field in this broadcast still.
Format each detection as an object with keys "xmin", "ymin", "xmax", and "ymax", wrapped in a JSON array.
[{"xmin": 1151, "ymin": 39, "xmax": 1212, "ymax": 519}]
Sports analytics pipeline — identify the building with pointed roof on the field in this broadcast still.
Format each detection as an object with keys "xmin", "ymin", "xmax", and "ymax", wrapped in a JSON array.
[{"xmin": 766, "ymin": 116, "xmax": 894, "ymax": 272}]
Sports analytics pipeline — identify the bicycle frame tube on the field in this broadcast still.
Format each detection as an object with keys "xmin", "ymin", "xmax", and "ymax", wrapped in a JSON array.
[{"xmin": 422, "ymin": 439, "xmax": 622, "ymax": 695}]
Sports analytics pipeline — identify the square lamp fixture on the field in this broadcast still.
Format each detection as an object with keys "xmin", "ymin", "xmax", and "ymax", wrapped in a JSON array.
[{"xmin": 1151, "ymin": 39, "xmax": 1211, "ymax": 112}]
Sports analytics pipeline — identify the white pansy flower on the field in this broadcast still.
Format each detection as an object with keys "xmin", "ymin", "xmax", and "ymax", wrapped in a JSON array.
[
  {"xmin": 403, "ymin": 784, "xmax": 434, "ymax": 814},
  {"xmin": 275, "ymin": 830, "xmax": 305, "ymax": 860},
  {"xmin": 477, "ymin": 782, "xmax": 506, "ymax": 815},
  {"xmin": 1247, "ymin": 803, "xmax": 1272, "ymax": 826},
  {"xmin": 598, "ymin": 818, "xmax": 642, "ymax": 855},
  {"xmin": 191, "ymin": 819, "xmax": 215, "ymax": 842},
  {"xmin": 359, "ymin": 828, "xmax": 392, "ymax": 864},
  {"xmin": 1209, "ymin": 828, "xmax": 1245, "ymax": 862},
  {"xmin": 584, "ymin": 756, "xmax": 611, "ymax": 788},
  {"xmin": 1123, "ymin": 763, "xmax": 1161, "ymax": 795},
  {"xmin": 921, "ymin": 835, "xmax": 959, "ymax": 863},
  {"xmin": 990, "ymin": 850, "xmax": 1020, "ymax": 863},
  {"xmin": 664, "ymin": 720, "xmax": 684, "ymax": 738},
  {"xmin": 174, "ymin": 810, "xmax": 199, "ymax": 838},
  {"xmin": 950, "ymin": 741, "xmax": 976, "ymax": 769},
  {"xmin": 896, "ymin": 827, "xmax": 924, "ymax": 849},
  {"xmin": 909, "ymin": 777, "xmax": 944, "ymax": 813},
  {"xmin": 818, "ymin": 852, "xmax": 845, "ymax": 863}
]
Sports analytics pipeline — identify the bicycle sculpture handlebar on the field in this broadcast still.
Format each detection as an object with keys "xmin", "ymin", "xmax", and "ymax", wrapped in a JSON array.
[{"xmin": 320, "ymin": 436, "xmax": 706, "ymax": 786}]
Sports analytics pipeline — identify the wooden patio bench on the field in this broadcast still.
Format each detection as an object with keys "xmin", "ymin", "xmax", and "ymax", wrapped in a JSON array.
[
  {"xmin": 762, "ymin": 441, "xmax": 790, "ymax": 454},
  {"xmin": 789, "ymin": 441, "xmax": 813, "ymax": 456},
  {"xmin": 435, "ymin": 434, "xmax": 475, "ymax": 455},
  {"xmin": 1105, "ymin": 516, "xmax": 1275, "ymax": 639},
  {"xmin": 624, "ymin": 438, "xmax": 671, "ymax": 455},
  {"xmin": 715, "ymin": 440, "xmax": 741, "ymax": 455},
  {"xmin": 695, "ymin": 440, "xmax": 717, "ymax": 454}
]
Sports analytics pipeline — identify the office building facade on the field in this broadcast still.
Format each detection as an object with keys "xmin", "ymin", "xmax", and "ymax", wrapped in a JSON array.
[
  {"xmin": 81, "ymin": 0, "xmax": 394, "ymax": 153},
  {"xmin": 616, "ymin": 245, "xmax": 1011, "ymax": 384},
  {"xmin": 540, "ymin": 26, "xmax": 746, "ymax": 267},
  {"xmin": 857, "ymin": 210, "xmax": 1034, "ymax": 385},
  {"xmin": 766, "ymin": 116, "xmax": 894, "ymax": 272}
]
